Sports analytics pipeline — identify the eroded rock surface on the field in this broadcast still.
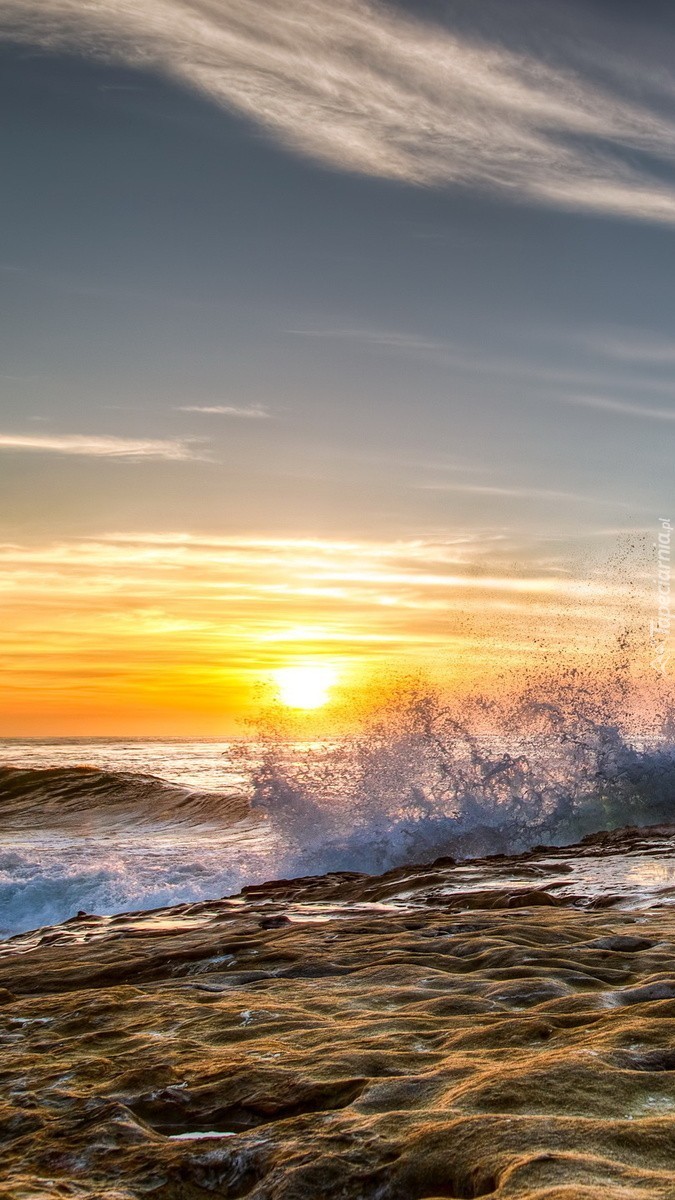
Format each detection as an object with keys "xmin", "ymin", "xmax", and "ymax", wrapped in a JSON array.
[{"xmin": 2, "ymin": 831, "xmax": 675, "ymax": 1198}]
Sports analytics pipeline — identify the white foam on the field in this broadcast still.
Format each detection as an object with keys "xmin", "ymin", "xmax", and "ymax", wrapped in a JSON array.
[
  {"xmin": 2, "ymin": 692, "xmax": 675, "ymax": 937},
  {"xmin": 0, "ymin": 828, "xmax": 275, "ymax": 937},
  {"xmin": 169, "ymin": 1131, "xmax": 236, "ymax": 1140}
]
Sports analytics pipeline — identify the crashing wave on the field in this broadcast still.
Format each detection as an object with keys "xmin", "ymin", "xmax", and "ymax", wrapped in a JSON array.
[
  {"xmin": 2, "ymin": 677, "xmax": 675, "ymax": 936},
  {"xmin": 237, "ymin": 680, "xmax": 675, "ymax": 879}
]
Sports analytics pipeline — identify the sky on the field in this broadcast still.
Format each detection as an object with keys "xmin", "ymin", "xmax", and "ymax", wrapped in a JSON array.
[{"xmin": 1, "ymin": 0, "xmax": 674, "ymax": 733}]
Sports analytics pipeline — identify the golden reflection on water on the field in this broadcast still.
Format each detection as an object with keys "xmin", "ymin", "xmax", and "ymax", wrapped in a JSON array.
[{"xmin": 626, "ymin": 859, "xmax": 675, "ymax": 886}]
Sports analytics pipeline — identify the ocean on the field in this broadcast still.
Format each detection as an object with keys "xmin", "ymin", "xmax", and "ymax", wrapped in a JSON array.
[
  {"xmin": 2, "ymin": 687, "xmax": 675, "ymax": 939},
  {"xmin": 0, "ymin": 739, "xmax": 277, "ymax": 937}
]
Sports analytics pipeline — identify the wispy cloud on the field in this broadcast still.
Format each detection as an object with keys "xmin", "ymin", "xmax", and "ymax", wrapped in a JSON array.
[
  {"xmin": 176, "ymin": 405, "xmax": 269, "ymax": 418},
  {"xmin": 291, "ymin": 329, "xmax": 443, "ymax": 354},
  {"xmin": 296, "ymin": 323, "xmax": 675, "ymax": 404},
  {"xmin": 582, "ymin": 330, "xmax": 675, "ymax": 367},
  {"xmin": 418, "ymin": 482, "xmax": 638, "ymax": 509},
  {"xmin": 4, "ymin": 2, "xmax": 675, "ymax": 223},
  {"xmin": 0, "ymin": 433, "xmax": 201, "ymax": 459},
  {"xmin": 565, "ymin": 394, "xmax": 675, "ymax": 422},
  {"xmin": 0, "ymin": 530, "xmax": 635, "ymax": 607}
]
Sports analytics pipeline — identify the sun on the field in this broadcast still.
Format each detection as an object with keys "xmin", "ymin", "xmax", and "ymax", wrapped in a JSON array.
[{"xmin": 273, "ymin": 664, "xmax": 338, "ymax": 710}]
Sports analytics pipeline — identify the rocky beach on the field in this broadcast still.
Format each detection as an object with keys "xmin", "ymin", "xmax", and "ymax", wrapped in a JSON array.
[{"xmin": 3, "ymin": 827, "xmax": 675, "ymax": 1199}]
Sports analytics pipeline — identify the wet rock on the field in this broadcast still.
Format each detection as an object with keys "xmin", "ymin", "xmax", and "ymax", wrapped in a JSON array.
[
  {"xmin": 585, "ymin": 935, "xmax": 655, "ymax": 953},
  {"xmin": 3, "ymin": 834, "xmax": 675, "ymax": 1197},
  {"xmin": 612, "ymin": 1048, "xmax": 675, "ymax": 1072},
  {"xmin": 613, "ymin": 980, "xmax": 675, "ymax": 1005}
]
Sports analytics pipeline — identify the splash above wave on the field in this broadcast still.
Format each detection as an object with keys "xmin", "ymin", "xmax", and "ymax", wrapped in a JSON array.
[
  {"xmin": 236, "ymin": 679, "xmax": 675, "ymax": 879},
  {"xmin": 1, "ymin": 676, "xmax": 675, "ymax": 937}
]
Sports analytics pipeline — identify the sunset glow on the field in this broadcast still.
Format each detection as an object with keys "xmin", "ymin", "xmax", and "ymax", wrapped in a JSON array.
[{"xmin": 0, "ymin": 531, "xmax": 657, "ymax": 733}]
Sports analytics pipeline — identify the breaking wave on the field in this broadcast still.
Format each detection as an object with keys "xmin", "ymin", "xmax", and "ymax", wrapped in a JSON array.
[
  {"xmin": 0, "ymin": 836, "xmax": 268, "ymax": 939},
  {"xmin": 0, "ymin": 765, "xmax": 247, "ymax": 832},
  {"xmin": 236, "ymin": 678, "xmax": 675, "ymax": 879},
  {"xmin": 2, "ymin": 676, "xmax": 675, "ymax": 935}
]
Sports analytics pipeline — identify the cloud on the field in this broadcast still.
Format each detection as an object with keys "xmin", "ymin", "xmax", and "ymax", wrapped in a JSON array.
[
  {"xmin": 3, "ymin": 1, "xmax": 675, "ymax": 223},
  {"xmin": 0, "ymin": 530, "xmax": 632, "ymax": 607},
  {"xmin": 176, "ymin": 405, "xmax": 269, "ymax": 418},
  {"xmin": 583, "ymin": 330, "xmax": 675, "ymax": 367},
  {"xmin": 0, "ymin": 433, "xmax": 201, "ymax": 459},
  {"xmin": 565, "ymin": 394, "xmax": 675, "ymax": 422},
  {"xmin": 418, "ymin": 482, "xmax": 638, "ymax": 509},
  {"xmin": 296, "ymin": 323, "xmax": 675, "ymax": 404},
  {"xmin": 291, "ymin": 329, "xmax": 443, "ymax": 353}
]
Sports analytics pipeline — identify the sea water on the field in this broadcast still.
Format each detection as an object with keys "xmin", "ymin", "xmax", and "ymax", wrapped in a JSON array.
[{"xmin": 2, "ymin": 684, "xmax": 675, "ymax": 937}]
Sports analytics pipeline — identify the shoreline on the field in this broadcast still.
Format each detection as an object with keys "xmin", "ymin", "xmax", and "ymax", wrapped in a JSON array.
[{"xmin": 2, "ymin": 826, "xmax": 675, "ymax": 1198}]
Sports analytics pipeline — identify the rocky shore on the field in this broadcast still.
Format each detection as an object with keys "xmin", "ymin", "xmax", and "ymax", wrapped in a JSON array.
[{"xmin": 3, "ymin": 828, "xmax": 675, "ymax": 1199}]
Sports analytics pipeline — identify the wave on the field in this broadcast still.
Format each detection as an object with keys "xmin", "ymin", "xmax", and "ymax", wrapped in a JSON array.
[
  {"xmin": 0, "ymin": 767, "xmax": 267, "ymax": 936},
  {"xmin": 2, "ymin": 677, "xmax": 675, "ymax": 936},
  {"xmin": 0, "ymin": 834, "xmax": 271, "ymax": 939},
  {"xmin": 0, "ymin": 765, "xmax": 249, "ymax": 832},
  {"xmin": 236, "ymin": 679, "xmax": 675, "ymax": 880}
]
